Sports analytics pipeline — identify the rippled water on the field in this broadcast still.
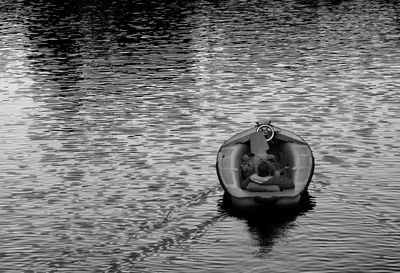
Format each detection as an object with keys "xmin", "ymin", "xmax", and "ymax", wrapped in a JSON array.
[{"xmin": 1, "ymin": 0, "xmax": 399, "ymax": 272}]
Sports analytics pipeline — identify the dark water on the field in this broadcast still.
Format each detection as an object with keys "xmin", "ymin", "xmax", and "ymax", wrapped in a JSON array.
[{"xmin": 1, "ymin": 0, "xmax": 400, "ymax": 272}]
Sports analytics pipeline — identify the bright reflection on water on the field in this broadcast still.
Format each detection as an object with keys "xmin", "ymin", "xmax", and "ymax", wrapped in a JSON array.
[{"xmin": 1, "ymin": 0, "xmax": 400, "ymax": 272}]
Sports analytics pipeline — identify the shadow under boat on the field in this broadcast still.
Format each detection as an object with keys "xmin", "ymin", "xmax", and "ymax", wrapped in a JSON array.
[
  {"xmin": 220, "ymin": 190, "xmax": 316, "ymax": 219},
  {"xmin": 219, "ymin": 191, "xmax": 316, "ymax": 256}
]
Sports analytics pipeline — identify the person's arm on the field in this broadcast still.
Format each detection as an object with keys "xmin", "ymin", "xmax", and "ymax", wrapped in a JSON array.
[{"xmin": 240, "ymin": 176, "xmax": 252, "ymax": 189}]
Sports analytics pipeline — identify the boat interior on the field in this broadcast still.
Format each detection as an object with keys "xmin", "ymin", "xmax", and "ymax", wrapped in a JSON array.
[{"xmin": 217, "ymin": 130, "xmax": 313, "ymax": 198}]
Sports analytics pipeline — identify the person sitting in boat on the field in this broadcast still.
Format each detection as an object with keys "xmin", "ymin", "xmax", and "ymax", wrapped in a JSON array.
[
  {"xmin": 240, "ymin": 161, "xmax": 294, "ymax": 192},
  {"xmin": 240, "ymin": 152, "xmax": 276, "ymax": 179}
]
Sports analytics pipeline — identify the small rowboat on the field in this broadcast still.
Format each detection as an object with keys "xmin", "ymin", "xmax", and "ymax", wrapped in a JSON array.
[{"xmin": 216, "ymin": 120, "xmax": 315, "ymax": 210}]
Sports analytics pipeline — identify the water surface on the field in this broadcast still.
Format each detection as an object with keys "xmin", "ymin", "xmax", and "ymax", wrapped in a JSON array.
[{"xmin": 1, "ymin": 0, "xmax": 399, "ymax": 272}]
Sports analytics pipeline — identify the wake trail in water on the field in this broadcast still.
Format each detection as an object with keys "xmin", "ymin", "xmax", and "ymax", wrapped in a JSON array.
[{"xmin": 106, "ymin": 185, "xmax": 228, "ymax": 272}]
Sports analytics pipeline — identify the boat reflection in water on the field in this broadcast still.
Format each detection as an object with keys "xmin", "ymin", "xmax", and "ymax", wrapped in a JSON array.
[{"xmin": 220, "ymin": 191, "xmax": 316, "ymax": 257}]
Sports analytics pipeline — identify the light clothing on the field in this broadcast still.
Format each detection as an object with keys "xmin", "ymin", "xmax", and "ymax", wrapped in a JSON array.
[
  {"xmin": 247, "ymin": 183, "xmax": 280, "ymax": 192},
  {"xmin": 247, "ymin": 170, "xmax": 294, "ymax": 191},
  {"xmin": 246, "ymin": 173, "xmax": 281, "ymax": 192},
  {"xmin": 249, "ymin": 174, "xmax": 274, "ymax": 184}
]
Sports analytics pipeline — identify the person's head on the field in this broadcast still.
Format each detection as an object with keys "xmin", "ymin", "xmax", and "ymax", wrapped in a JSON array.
[{"xmin": 258, "ymin": 161, "xmax": 272, "ymax": 177}]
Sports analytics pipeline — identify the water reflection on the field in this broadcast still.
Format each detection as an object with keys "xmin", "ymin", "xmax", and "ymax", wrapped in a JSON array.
[
  {"xmin": 22, "ymin": 0, "xmax": 203, "ymax": 188},
  {"xmin": 2, "ymin": 0, "xmax": 400, "ymax": 271},
  {"xmin": 295, "ymin": 0, "xmax": 345, "ymax": 7},
  {"xmin": 221, "ymin": 192, "xmax": 315, "ymax": 257},
  {"xmin": 2, "ymin": 1, "xmax": 215, "ymax": 271}
]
